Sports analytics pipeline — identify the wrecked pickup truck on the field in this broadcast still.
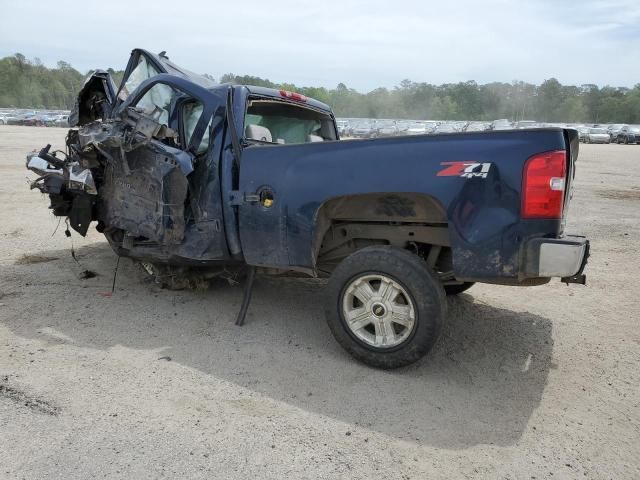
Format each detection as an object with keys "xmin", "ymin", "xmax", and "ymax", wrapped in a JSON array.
[{"xmin": 27, "ymin": 49, "xmax": 589, "ymax": 368}]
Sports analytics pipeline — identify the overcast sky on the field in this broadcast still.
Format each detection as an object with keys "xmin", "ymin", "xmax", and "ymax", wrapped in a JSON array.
[{"xmin": 1, "ymin": 0, "xmax": 638, "ymax": 91}]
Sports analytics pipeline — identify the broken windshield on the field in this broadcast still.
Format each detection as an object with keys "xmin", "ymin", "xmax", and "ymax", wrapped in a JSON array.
[{"xmin": 120, "ymin": 55, "xmax": 160, "ymax": 101}]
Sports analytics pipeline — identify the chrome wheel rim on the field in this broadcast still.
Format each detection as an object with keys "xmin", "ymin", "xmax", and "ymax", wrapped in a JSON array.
[{"xmin": 342, "ymin": 274, "xmax": 416, "ymax": 349}]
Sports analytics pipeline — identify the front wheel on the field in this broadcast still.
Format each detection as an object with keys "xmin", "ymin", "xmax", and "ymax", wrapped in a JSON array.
[{"xmin": 325, "ymin": 246, "xmax": 446, "ymax": 369}]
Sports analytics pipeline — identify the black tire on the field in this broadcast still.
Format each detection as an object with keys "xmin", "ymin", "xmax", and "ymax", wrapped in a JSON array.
[
  {"xmin": 443, "ymin": 282, "xmax": 475, "ymax": 295},
  {"xmin": 325, "ymin": 246, "xmax": 446, "ymax": 369}
]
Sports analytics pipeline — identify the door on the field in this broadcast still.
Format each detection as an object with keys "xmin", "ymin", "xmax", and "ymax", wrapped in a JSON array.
[
  {"xmin": 99, "ymin": 77, "xmax": 229, "ymax": 261},
  {"xmin": 235, "ymin": 96, "xmax": 339, "ymax": 268},
  {"xmin": 237, "ymin": 146, "xmax": 290, "ymax": 268}
]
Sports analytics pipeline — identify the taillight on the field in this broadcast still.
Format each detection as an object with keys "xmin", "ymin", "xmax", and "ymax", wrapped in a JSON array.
[
  {"xmin": 279, "ymin": 90, "xmax": 307, "ymax": 102},
  {"xmin": 522, "ymin": 150, "xmax": 566, "ymax": 219}
]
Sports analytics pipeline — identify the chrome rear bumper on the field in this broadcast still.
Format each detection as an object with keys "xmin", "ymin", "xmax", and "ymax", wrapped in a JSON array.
[{"xmin": 524, "ymin": 235, "xmax": 590, "ymax": 283}]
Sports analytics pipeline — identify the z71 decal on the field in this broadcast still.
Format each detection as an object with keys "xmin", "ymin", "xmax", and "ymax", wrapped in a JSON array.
[{"xmin": 438, "ymin": 162, "xmax": 492, "ymax": 179}]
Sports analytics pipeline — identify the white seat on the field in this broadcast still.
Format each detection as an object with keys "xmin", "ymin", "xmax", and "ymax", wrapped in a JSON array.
[
  {"xmin": 245, "ymin": 124, "xmax": 273, "ymax": 142},
  {"xmin": 308, "ymin": 134, "xmax": 324, "ymax": 142}
]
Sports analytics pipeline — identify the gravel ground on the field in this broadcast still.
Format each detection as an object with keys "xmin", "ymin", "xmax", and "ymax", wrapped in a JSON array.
[{"xmin": 0, "ymin": 125, "xmax": 638, "ymax": 479}]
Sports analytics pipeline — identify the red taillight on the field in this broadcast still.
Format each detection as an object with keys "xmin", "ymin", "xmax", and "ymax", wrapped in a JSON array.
[
  {"xmin": 279, "ymin": 89, "xmax": 307, "ymax": 102},
  {"xmin": 522, "ymin": 150, "xmax": 566, "ymax": 219}
]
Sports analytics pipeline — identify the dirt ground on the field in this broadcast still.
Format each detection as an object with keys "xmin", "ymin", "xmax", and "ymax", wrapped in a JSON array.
[{"xmin": 0, "ymin": 125, "xmax": 638, "ymax": 479}]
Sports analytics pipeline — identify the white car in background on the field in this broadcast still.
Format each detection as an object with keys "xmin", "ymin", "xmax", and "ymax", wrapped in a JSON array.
[
  {"xmin": 585, "ymin": 128, "xmax": 611, "ymax": 144},
  {"xmin": 405, "ymin": 121, "xmax": 436, "ymax": 135}
]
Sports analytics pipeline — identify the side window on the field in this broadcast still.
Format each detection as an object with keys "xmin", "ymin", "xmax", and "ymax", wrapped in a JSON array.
[
  {"xmin": 132, "ymin": 83, "xmax": 211, "ymax": 155},
  {"xmin": 119, "ymin": 55, "xmax": 160, "ymax": 101},
  {"xmin": 134, "ymin": 83, "xmax": 179, "ymax": 128},
  {"xmin": 183, "ymin": 102, "xmax": 211, "ymax": 155}
]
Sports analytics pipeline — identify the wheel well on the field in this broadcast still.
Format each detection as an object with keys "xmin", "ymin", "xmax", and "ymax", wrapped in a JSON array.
[{"xmin": 313, "ymin": 193, "xmax": 450, "ymax": 274}]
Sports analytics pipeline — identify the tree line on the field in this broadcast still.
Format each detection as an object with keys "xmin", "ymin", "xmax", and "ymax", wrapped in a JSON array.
[{"xmin": 2, "ymin": 53, "xmax": 639, "ymax": 123}]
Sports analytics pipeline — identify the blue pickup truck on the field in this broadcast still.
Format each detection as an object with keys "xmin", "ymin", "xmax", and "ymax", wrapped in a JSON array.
[{"xmin": 27, "ymin": 49, "xmax": 589, "ymax": 368}]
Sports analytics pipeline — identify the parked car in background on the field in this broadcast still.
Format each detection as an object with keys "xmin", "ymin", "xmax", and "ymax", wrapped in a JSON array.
[
  {"xmin": 465, "ymin": 122, "xmax": 490, "ymax": 132},
  {"xmin": 21, "ymin": 113, "xmax": 48, "ymax": 126},
  {"xmin": 491, "ymin": 119, "xmax": 513, "ymax": 130},
  {"xmin": 586, "ymin": 128, "xmax": 611, "ymax": 144},
  {"xmin": 577, "ymin": 127, "xmax": 591, "ymax": 143},
  {"xmin": 351, "ymin": 122, "xmax": 375, "ymax": 138},
  {"xmin": 615, "ymin": 125, "xmax": 640, "ymax": 144},
  {"xmin": 52, "ymin": 114, "xmax": 69, "ymax": 127},
  {"xmin": 7, "ymin": 112, "xmax": 30, "ymax": 125},
  {"xmin": 336, "ymin": 119, "xmax": 350, "ymax": 137},
  {"xmin": 607, "ymin": 124, "xmax": 625, "ymax": 142},
  {"xmin": 376, "ymin": 121, "xmax": 400, "ymax": 137},
  {"xmin": 515, "ymin": 120, "xmax": 539, "ymax": 129},
  {"xmin": 1, "ymin": 110, "xmax": 72, "ymax": 127},
  {"xmin": 433, "ymin": 123, "xmax": 459, "ymax": 134},
  {"xmin": 41, "ymin": 114, "xmax": 59, "ymax": 126},
  {"xmin": 395, "ymin": 121, "xmax": 410, "ymax": 135},
  {"xmin": 405, "ymin": 121, "xmax": 435, "ymax": 135}
]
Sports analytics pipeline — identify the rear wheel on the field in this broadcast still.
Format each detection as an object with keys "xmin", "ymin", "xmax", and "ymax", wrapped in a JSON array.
[{"xmin": 325, "ymin": 246, "xmax": 446, "ymax": 369}]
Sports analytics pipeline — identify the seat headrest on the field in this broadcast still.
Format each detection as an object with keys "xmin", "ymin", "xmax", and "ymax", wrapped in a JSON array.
[
  {"xmin": 308, "ymin": 134, "xmax": 324, "ymax": 142},
  {"xmin": 245, "ymin": 124, "xmax": 273, "ymax": 142}
]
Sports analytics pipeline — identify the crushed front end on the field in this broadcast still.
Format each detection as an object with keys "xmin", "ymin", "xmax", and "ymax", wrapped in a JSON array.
[{"xmin": 25, "ymin": 114, "xmax": 223, "ymax": 270}]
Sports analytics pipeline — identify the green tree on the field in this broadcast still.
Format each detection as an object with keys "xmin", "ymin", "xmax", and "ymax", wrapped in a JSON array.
[{"xmin": 1, "ymin": 53, "xmax": 638, "ymax": 122}]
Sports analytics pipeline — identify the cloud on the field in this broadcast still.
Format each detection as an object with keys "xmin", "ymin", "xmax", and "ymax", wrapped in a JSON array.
[{"xmin": 0, "ymin": 0, "xmax": 637, "ymax": 91}]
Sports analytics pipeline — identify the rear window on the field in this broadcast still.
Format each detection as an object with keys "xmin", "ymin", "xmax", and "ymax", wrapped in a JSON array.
[
  {"xmin": 590, "ymin": 129, "xmax": 606, "ymax": 134},
  {"xmin": 244, "ymin": 99, "xmax": 336, "ymax": 144}
]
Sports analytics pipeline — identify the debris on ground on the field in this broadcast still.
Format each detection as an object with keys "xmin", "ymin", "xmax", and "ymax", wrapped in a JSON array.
[{"xmin": 14, "ymin": 254, "xmax": 58, "ymax": 265}]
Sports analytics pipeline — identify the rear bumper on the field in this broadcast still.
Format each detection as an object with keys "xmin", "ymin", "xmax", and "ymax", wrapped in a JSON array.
[{"xmin": 523, "ymin": 235, "xmax": 590, "ymax": 282}]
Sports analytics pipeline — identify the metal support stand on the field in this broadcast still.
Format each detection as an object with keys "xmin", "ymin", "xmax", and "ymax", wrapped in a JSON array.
[{"xmin": 235, "ymin": 266, "xmax": 256, "ymax": 326}]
